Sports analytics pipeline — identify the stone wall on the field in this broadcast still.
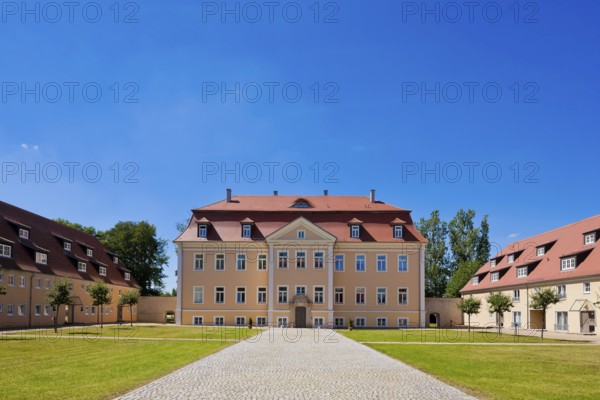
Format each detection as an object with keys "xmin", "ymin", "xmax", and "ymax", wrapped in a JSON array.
[
  {"xmin": 425, "ymin": 298, "xmax": 463, "ymax": 327},
  {"xmin": 137, "ymin": 296, "xmax": 177, "ymax": 323}
]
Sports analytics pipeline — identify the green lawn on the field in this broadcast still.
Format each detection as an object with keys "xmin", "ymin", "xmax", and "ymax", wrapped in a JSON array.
[
  {"xmin": 369, "ymin": 344, "xmax": 600, "ymax": 400},
  {"xmin": 341, "ymin": 328, "xmax": 576, "ymax": 343},
  {"xmin": 0, "ymin": 337, "xmax": 228, "ymax": 400}
]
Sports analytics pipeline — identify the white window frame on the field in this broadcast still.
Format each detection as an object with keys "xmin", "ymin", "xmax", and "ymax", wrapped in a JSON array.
[
  {"xmin": 19, "ymin": 275, "xmax": 26, "ymax": 288},
  {"xmin": 34, "ymin": 304, "xmax": 41, "ymax": 316},
  {"xmin": 471, "ymin": 276, "xmax": 479, "ymax": 285},
  {"xmin": 277, "ymin": 317, "xmax": 288, "ymax": 328},
  {"xmin": 584, "ymin": 233, "xmax": 596, "ymax": 245},
  {"xmin": 376, "ymin": 317, "xmax": 387, "ymax": 328},
  {"xmin": 198, "ymin": 225, "xmax": 207, "ymax": 238},
  {"xmin": 557, "ymin": 285, "xmax": 566, "ymax": 299},
  {"xmin": 508, "ymin": 254, "xmax": 515, "ymax": 264},
  {"xmin": 350, "ymin": 225, "xmax": 360, "ymax": 238},
  {"xmin": 295, "ymin": 285, "xmax": 307, "ymax": 296},
  {"xmin": 583, "ymin": 282, "xmax": 591, "ymax": 294},
  {"xmin": 215, "ymin": 254, "xmax": 225, "ymax": 271},
  {"xmin": 194, "ymin": 253, "xmax": 204, "ymax": 271},
  {"xmin": 236, "ymin": 253, "xmax": 246, "ymax": 271},
  {"xmin": 398, "ymin": 317, "xmax": 409, "ymax": 328},
  {"xmin": 355, "ymin": 254, "xmax": 366, "ymax": 272},
  {"xmin": 215, "ymin": 287, "xmax": 225, "ymax": 304},
  {"xmin": 561, "ymin": 257, "xmax": 576, "ymax": 271},
  {"xmin": 0, "ymin": 244, "xmax": 12, "ymax": 258},
  {"xmin": 257, "ymin": 287, "xmax": 267, "ymax": 304},
  {"xmin": 99, "ymin": 266, "xmax": 107, "ymax": 276},
  {"xmin": 193, "ymin": 316, "xmax": 204, "ymax": 326},
  {"xmin": 214, "ymin": 316, "xmax": 225, "ymax": 326},
  {"xmin": 19, "ymin": 228, "xmax": 29, "ymax": 239},
  {"xmin": 258, "ymin": 254, "xmax": 267, "ymax": 270},
  {"xmin": 354, "ymin": 317, "xmax": 366, "ymax": 328},
  {"xmin": 44, "ymin": 305, "xmax": 51, "ymax": 316},
  {"xmin": 313, "ymin": 317, "xmax": 325, "ymax": 328},
  {"xmin": 8, "ymin": 274, "xmax": 16, "ymax": 287},
  {"xmin": 78, "ymin": 262, "xmax": 87, "ymax": 272},
  {"xmin": 242, "ymin": 224, "xmax": 251, "ymax": 238},
  {"xmin": 35, "ymin": 278, "xmax": 41, "ymax": 289},
  {"xmin": 334, "ymin": 287, "xmax": 344, "ymax": 305},
  {"xmin": 18, "ymin": 304, "xmax": 26, "ymax": 316},
  {"xmin": 334, "ymin": 254, "xmax": 344, "ymax": 271},
  {"xmin": 513, "ymin": 289, "xmax": 520, "ymax": 303},
  {"xmin": 124, "ymin": 272, "xmax": 131, "ymax": 281},
  {"xmin": 334, "ymin": 317, "xmax": 345, "ymax": 328},
  {"xmin": 536, "ymin": 246, "xmax": 545, "ymax": 256},
  {"xmin": 236, "ymin": 287, "xmax": 246, "ymax": 304},
  {"xmin": 113, "ymin": 256, "xmax": 119, "ymax": 264},
  {"xmin": 393, "ymin": 225, "xmax": 403, "ymax": 238},
  {"xmin": 7, "ymin": 304, "xmax": 14, "ymax": 316},
  {"xmin": 376, "ymin": 254, "xmax": 387, "ymax": 272},
  {"xmin": 517, "ymin": 267, "xmax": 527, "ymax": 278},
  {"xmin": 193, "ymin": 286, "xmax": 204, "ymax": 304},
  {"xmin": 490, "ymin": 272, "xmax": 499, "ymax": 282},
  {"xmin": 36, "ymin": 252, "xmax": 47, "ymax": 265},
  {"xmin": 490, "ymin": 259, "xmax": 496, "ymax": 268},
  {"xmin": 355, "ymin": 287, "xmax": 366, "ymax": 305},
  {"xmin": 376, "ymin": 287, "xmax": 387, "ymax": 305},
  {"xmin": 87, "ymin": 249, "xmax": 93, "ymax": 257},
  {"xmin": 277, "ymin": 286, "xmax": 288, "ymax": 304},
  {"xmin": 512, "ymin": 311, "xmax": 522, "ymax": 328},
  {"xmin": 314, "ymin": 286, "xmax": 324, "ymax": 304},
  {"xmin": 297, "ymin": 230, "xmax": 305, "ymax": 240},
  {"xmin": 256, "ymin": 316, "xmax": 267, "ymax": 327},
  {"xmin": 296, "ymin": 251, "xmax": 306, "ymax": 269},
  {"xmin": 278, "ymin": 251, "xmax": 288, "ymax": 269},
  {"xmin": 398, "ymin": 288, "xmax": 408, "ymax": 305},
  {"xmin": 555, "ymin": 311, "xmax": 568, "ymax": 331},
  {"xmin": 313, "ymin": 251, "xmax": 324, "ymax": 269},
  {"xmin": 398, "ymin": 254, "xmax": 408, "ymax": 272}
]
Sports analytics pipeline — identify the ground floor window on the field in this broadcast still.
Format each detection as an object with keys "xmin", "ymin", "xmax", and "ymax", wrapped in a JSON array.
[
  {"xmin": 34, "ymin": 305, "xmax": 41, "ymax": 316},
  {"xmin": 277, "ymin": 317, "xmax": 288, "ymax": 328},
  {"xmin": 256, "ymin": 317, "xmax": 267, "ymax": 326},
  {"xmin": 313, "ymin": 317, "xmax": 325, "ymax": 328},
  {"xmin": 7, "ymin": 304, "xmax": 14, "ymax": 316},
  {"xmin": 193, "ymin": 316, "xmax": 203, "ymax": 326},
  {"xmin": 555, "ymin": 312, "xmax": 568, "ymax": 331},
  {"xmin": 376, "ymin": 317, "xmax": 387, "ymax": 328},
  {"xmin": 512, "ymin": 311, "xmax": 521, "ymax": 328},
  {"xmin": 354, "ymin": 317, "xmax": 366, "ymax": 328},
  {"xmin": 44, "ymin": 305, "xmax": 51, "ymax": 316},
  {"xmin": 398, "ymin": 317, "xmax": 409, "ymax": 328},
  {"xmin": 334, "ymin": 317, "xmax": 345, "ymax": 328},
  {"xmin": 214, "ymin": 316, "xmax": 224, "ymax": 325},
  {"xmin": 235, "ymin": 316, "xmax": 246, "ymax": 326}
]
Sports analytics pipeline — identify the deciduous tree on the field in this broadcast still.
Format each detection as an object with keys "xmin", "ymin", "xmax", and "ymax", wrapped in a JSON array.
[
  {"xmin": 487, "ymin": 292, "xmax": 514, "ymax": 335},
  {"xmin": 417, "ymin": 211, "xmax": 451, "ymax": 297},
  {"xmin": 46, "ymin": 279, "xmax": 72, "ymax": 333},
  {"xmin": 89, "ymin": 281, "xmax": 112, "ymax": 328},
  {"xmin": 118, "ymin": 290, "xmax": 140, "ymax": 327},
  {"xmin": 530, "ymin": 287, "xmax": 561, "ymax": 340},
  {"xmin": 457, "ymin": 296, "xmax": 481, "ymax": 333}
]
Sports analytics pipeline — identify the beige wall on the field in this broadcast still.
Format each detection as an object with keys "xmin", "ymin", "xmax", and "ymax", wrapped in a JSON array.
[
  {"xmin": 425, "ymin": 298, "xmax": 463, "ymax": 327},
  {"xmin": 138, "ymin": 296, "xmax": 177, "ymax": 323}
]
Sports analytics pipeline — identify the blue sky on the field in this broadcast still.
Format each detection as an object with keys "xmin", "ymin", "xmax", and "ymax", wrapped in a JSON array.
[{"xmin": 1, "ymin": 1, "xmax": 599, "ymax": 291}]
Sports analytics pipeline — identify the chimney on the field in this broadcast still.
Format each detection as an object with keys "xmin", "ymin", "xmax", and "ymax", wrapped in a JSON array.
[
  {"xmin": 273, "ymin": 190, "xmax": 278, "ymax": 196},
  {"xmin": 369, "ymin": 189, "xmax": 375, "ymax": 203},
  {"xmin": 323, "ymin": 189, "xmax": 328, "ymax": 196},
  {"xmin": 226, "ymin": 188, "xmax": 232, "ymax": 203}
]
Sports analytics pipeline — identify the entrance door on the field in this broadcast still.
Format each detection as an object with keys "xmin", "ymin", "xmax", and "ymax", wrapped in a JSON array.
[{"xmin": 295, "ymin": 307, "xmax": 307, "ymax": 328}]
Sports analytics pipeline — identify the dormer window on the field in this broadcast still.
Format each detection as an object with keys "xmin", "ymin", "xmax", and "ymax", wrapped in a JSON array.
[
  {"xmin": 297, "ymin": 230, "xmax": 305, "ymax": 240},
  {"xmin": 393, "ymin": 225, "xmax": 403, "ymax": 238},
  {"xmin": 78, "ymin": 262, "xmax": 87, "ymax": 272},
  {"xmin": 490, "ymin": 259, "xmax": 496, "ymax": 268},
  {"xmin": 242, "ymin": 224, "xmax": 251, "ymax": 238},
  {"xmin": 99, "ymin": 266, "xmax": 107, "ymax": 276},
  {"xmin": 64, "ymin": 242, "xmax": 72, "ymax": 251},
  {"xmin": 19, "ymin": 228, "xmax": 29, "ymax": 239},
  {"xmin": 87, "ymin": 249, "xmax": 93, "ymax": 257},
  {"xmin": 124, "ymin": 272, "xmax": 130, "ymax": 281},
  {"xmin": 536, "ymin": 246, "xmax": 545, "ymax": 256},
  {"xmin": 198, "ymin": 225, "xmax": 208, "ymax": 238},
  {"xmin": 113, "ymin": 256, "xmax": 119, "ymax": 264},
  {"xmin": 390, "ymin": 218, "xmax": 405, "ymax": 238},
  {"xmin": 584, "ymin": 232, "xmax": 596, "ymax": 245},
  {"xmin": 560, "ymin": 257, "xmax": 576, "ymax": 271},
  {"xmin": 490, "ymin": 272, "xmax": 499, "ymax": 282},
  {"xmin": 35, "ymin": 252, "xmax": 47, "ymax": 265},
  {"xmin": 0, "ymin": 244, "xmax": 12, "ymax": 258},
  {"xmin": 290, "ymin": 198, "xmax": 312, "ymax": 208},
  {"xmin": 351, "ymin": 225, "xmax": 360, "ymax": 238},
  {"xmin": 507, "ymin": 254, "xmax": 515, "ymax": 264},
  {"xmin": 471, "ymin": 276, "xmax": 479, "ymax": 285},
  {"xmin": 517, "ymin": 267, "xmax": 528, "ymax": 278}
]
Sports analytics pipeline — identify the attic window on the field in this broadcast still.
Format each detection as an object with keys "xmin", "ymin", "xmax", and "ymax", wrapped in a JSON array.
[
  {"xmin": 99, "ymin": 266, "xmax": 107, "ymax": 276},
  {"xmin": 350, "ymin": 225, "xmax": 360, "ymax": 238},
  {"xmin": 198, "ymin": 225, "xmax": 208, "ymax": 238},
  {"xmin": 393, "ymin": 225, "xmax": 403, "ymax": 238},
  {"xmin": 242, "ymin": 224, "xmax": 251, "ymax": 238},
  {"xmin": 64, "ymin": 242, "xmax": 72, "ymax": 251},
  {"xmin": 124, "ymin": 272, "xmax": 130, "ymax": 281},
  {"xmin": 471, "ymin": 276, "xmax": 479, "ymax": 285},
  {"xmin": 584, "ymin": 232, "xmax": 596, "ymax": 245},
  {"xmin": 560, "ymin": 257, "xmax": 576, "ymax": 271},
  {"xmin": 290, "ymin": 199, "xmax": 312, "ymax": 208},
  {"xmin": 113, "ymin": 256, "xmax": 119, "ymax": 264},
  {"xmin": 490, "ymin": 259, "xmax": 496, "ymax": 268},
  {"xmin": 87, "ymin": 249, "xmax": 93, "ymax": 257},
  {"xmin": 19, "ymin": 228, "xmax": 29, "ymax": 239},
  {"xmin": 297, "ymin": 230, "xmax": 305, "ymax": 240},
  {"xmin": 507, "ymin": 254, "xmax": 515, "ymax": 264},
  {"xmin": 536, "ymin": 246, "xmax": 545, "ymax": 256}
]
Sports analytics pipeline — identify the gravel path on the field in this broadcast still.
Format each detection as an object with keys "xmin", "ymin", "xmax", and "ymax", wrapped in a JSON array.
[{"xmin": 115, "ymin": 328, "xmax": 475, "ymax": 399}]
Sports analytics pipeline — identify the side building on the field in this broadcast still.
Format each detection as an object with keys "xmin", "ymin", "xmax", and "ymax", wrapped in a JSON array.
[
  {"xmin": 174, "ymin": 190, "xmax": 428, "ymax": 328},
  {"xmin": 0, "ymin": 201, "xmax": 140, "ymax": 329},
  {"xmin": 461, "ymin": 215, "xmax": 600, "ymax": 335}
]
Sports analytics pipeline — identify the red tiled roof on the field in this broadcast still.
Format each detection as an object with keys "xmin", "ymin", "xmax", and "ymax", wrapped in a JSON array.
[
  {"xmin": 0, "ymin": 201, "xmax": 139, "ymax": 289},
  {"xmin": 177, "ymin": 195, "xmax": 426, "ymax": 243},
  {"xmin": 462, "ymin": 215, "xmax": 600, "ymax": 293}
]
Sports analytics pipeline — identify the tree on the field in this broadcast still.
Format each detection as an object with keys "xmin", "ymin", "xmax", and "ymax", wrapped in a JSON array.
[
  {"xmin": 416, "ymin": 211, "xmax": 451, "ymax": 297},
  {"xmin": 175, "ymin": 217, "xmax": 190, "ymax": 234},
  {"xmin": 530, "ymin": 287, "xmax": 561, "ymax": 340},
  {"xmin": 487, "ymin": 292, "xmax": 514, "ymax": 335},
  {"xmin": 475, "ymin": 216, "xmax": 491, "ymax": 266},
  {"xmin": 100, "ymin": 221, "xmax": 169, "ymax": 296},
  {"xmin": 445, "ymin": 260, "xmax": 481, "ymax": 298},
  {"xmin": 458, "ymin": 296, "xmax": 481, "ymax": 333},
  {"xmin": 53, "ymin": 218, "xmax": 98, "ymax": 236},
  {"xmin": 89, "ymin": 281, "xmax": 112, "ymax": 328},
  {"xmin": 46, "ymin": 279, "xmax": 72, "ymax": 333},
  {"xmin": 119, "ymin": 291, "xmax": 140, "ymax": 327}
]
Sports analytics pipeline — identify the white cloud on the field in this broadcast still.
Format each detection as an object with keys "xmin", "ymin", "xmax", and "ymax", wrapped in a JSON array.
[
  {"xmin": 20, "ymin": 143, "xmax": 40, "ymax": 151},
  {"xmin": 20, "ymin": 143, "xmax": 28, "ymax": 149},
  {"xmin": 508, "ymin": 233, "xmax": 520, "ymax": 239}
]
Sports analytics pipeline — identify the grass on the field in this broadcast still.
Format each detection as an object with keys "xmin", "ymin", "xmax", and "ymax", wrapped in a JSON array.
[
  {"xmin": 340, "ymin": 328, "xmax": 577, "ymax": 343},
  {"xmin": 0, "ymin": 337, "xmax": 229, "ymax": 400},
  {"xmin": 369, "ymin": 344, "xmax": 600, "ymax": 400}
]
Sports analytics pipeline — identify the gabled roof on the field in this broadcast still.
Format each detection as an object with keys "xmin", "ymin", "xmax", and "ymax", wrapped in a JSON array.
[{"xmin": 462, "ymin": 215, "xmax": 600, "ymax": 294}]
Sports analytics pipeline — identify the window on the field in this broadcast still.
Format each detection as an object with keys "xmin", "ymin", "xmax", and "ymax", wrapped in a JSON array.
[
  {"xmin": 376, "ymin": 255, "xmax": 387, "ymax": 272},
  {"xmin": 277, "ymin": 317, "xmax": 288, "ymax": 327},
  {"xmin": 512, "ymin": 311, "xmax": 521, "ymax": 328},
  {"xmin": 584, "ymin": 282, "xmax": 591, "ymax": 294},
  {"xmin": 235, "ymin": 317, "xmax": 246, "ymax": 326},
  {"xmin": 398, "ymin": 317, "xmax": 409, "ymax": 328},
  {"xmin": 193, "ymin": 287, "xmax": 204, "ymax": 304},
  {"xmin": 19, "ymin": 228, "xmax": 29, "ymax": 239},
  {"xmin": 78, "ymin": 262, "xmax": 87, "ymax": 272},
  {"xmin": 256, "ymin": 317, "xmax": 267, "ymax": 327},
  {"xmin": 99, "ymin": 267, "xmax": 107, "ymax": 276},
  {"xmin": 237, "ymin": 254, "xmax": 246, "ymax": 271},
  {"xmin": 19, "ymin": 276, "xmax": 26, "ymax": 288},
  {"xmin": 398, "ymin": 288, "xmax": 408, "ymax": 305},
  {"xmin": 513, "ymin": 290, "xmax": 520, "ymax": 302},
  {"xmin": 393, "ymin": 225, "xmax": 403, "ymax": 238},
  {"xmin": 584, "ymin": 233, "xmax": 596, "ymax": 245},
  {"xmin": 354, "ymin": 317, "xmax": 366, "ymax": 328},
  {"xmin": 257, "ymin": 287, "xmax": 267, "ymax": 303},
  {"xmin": 35, "ymin": 278, "xmax": 41, "ymax": 289},
  {"xmin": 376, "ymin": 317, "xmax": 387, "ymax": 327},
  {"xmin": 8, "ymin": 275, "xmax": 15, "ymax": 287},
  {"xmin": 296, "ymin": 251, "xmax": 306, "ymax": 269},
  {"xmin": 18, "ymin": 304, "xmax": 25, "ymax": 316},
  {"xmin": 193, "ymin": 316, "xmax": 203, "ymax": 326},
  {"xmin": 377, "ymin": 288, "xmax": 387, "ymax": 305},
  {"xmin": 334, "ymin": 287, "xmax": 344, "ymax": 304},
  {"xmin": 44, "ymin": 305, "xmax": 51, "ymax": 315},
  {"xmin": 91, "ymin": 306, "xmax": 96, "ymax": 314},
  {"xmin": 215, "ymin": 254, "xmax": 225, "ymax": 270},
  {"xmin": 34, "ymin": 305, "xmax": 41, "ymax": 316},
  {"xmin": 314, "ymin": 252, "xmax": 324, "ymax": 269},
  {"xmin": 215, "ymin": 287, "xmax": 225, "ymax": 304},
  {"xmin": 508, "ymin": 254, "xmax": 515, "ymax": 264},
  {"xmin": 561, "ymin": 257, "xmax": 576, "ymax": 271},
  {"xmin": 87, "ymin": 249, "xmax": 93, "ymax": 257},
  {"xmin": 258, "ymin": 254, "xmax": 267, "ymax": 270},
  {"xmin": 313, "ymin": 317, "xmax": 325, "ymax": 328},
  {"xmin": 334, "ymin": 317, "xmax": 345, "ymax": 328},
  {"xmin": 297, "ymin": 230, "xmax": 305, "ymax": 239},
  {"xmin": 517, "ymin": 267, "xmax": 527, "ymax": 278},
  {"xmin": 113, "ymin": 256, "xmax": 119, "ymax": 264},
  {"xmin": 334, "ymin": 255, "xmax": 344, "ymax": 271},
  {"xmin": 398, "ymin": 255, "xmax": 408, "ymax": 272},
  {"xmin": 36, "ymin": 252, "xmax": 47, "ymax": 265},
  {"xmin": 536, "ymin": 246, "xmax": 545, "ymax": 256},
  {"xmin": 278, "ymin": 286, "xmax": 288, "ymax": 303},
  {"xmin": 124, "ymin": 272, "xmax": 130, "ymax": 281},
  {"xmin": 7, "ymin": 304, "xmax": 14, "ymax": 316},
  {"xmin": 198, "ymin": 225, "xmax": 207, "ymax": 238},
  {"xmin": 242, "ymin": 224, "xmax": 251, "ymax": 238},
  {"xmin": 355, "ymin": 287, "xmax": 365, "ymax": 305},
  {"xmin": 296, "ymin": 286, "xmax": 306, "ymax": 295},
  {"xmin": 46, "ymin": 279, "xmax": 51, "ymax": 289},
  {"xmin": 0, "ymin": 244, "xmax": 12, "ymax": 258},
  {"xmin": 194, "ymin": 254, "xmax": 204, "ymax": 271},
  {"xmin": 278, "ymin": 251, "xmax": 288, "ymax": 269},
  {"xmin": 557, "ymin": 285, "xmax": 566, "ymax": 299},
  {"xmin": 490, "ymin": 272, "xmax": 499, "ymax": 282},
  {"xmin": 314, "ymin": 287, "xmax": 324, "ymax": 304},
  {"xmin": 471, "ymin": 276, "xmax": 479, "ymax": 285},
  {"xmin": 490, "ymin": 259, "xmax": 496, "ymax": 268},
  {"xmin": 236, "ymin": 287, "xmax": 246, "ymax": 304},
  {"xmin": 350, "ymin": 225, "xmax": 360, "ymax": 238},
  {"xmin": 214, "ymin": 316, "xmax": 224, "ymax": 325},
  {"xmin": 556, "ymin": 311, "xmax": 568, "ymax": 331},
  {"xmin": 355, "ymin": 255, "xmax": 365, "ymax": 272}
]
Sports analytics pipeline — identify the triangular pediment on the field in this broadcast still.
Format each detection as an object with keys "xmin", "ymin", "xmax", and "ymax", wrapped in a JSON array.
[{"xmin": 266, "ymin": 217, "xmax": 336, "ymax": 243}]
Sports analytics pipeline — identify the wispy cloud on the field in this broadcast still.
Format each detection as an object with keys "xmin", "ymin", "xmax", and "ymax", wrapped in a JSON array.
[
  {"xmin": 20, "ymin": 144, "xmax": 39, "ymax": 151},
  {"xmin": 508, "ymin": 233, "xmax": 520, "ymax": 239}
]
